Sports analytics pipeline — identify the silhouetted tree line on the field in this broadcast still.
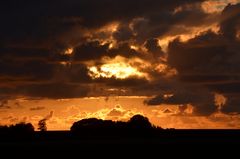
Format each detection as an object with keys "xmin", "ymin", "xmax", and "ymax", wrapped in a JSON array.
[
  {"xmin": 0, "ymin": 115, "xmax": 164, "ymax": 140},
  {"xmin": 70, "ymin": 115, "xmax": 162, "ymax": 137},
  {"xmin": 0, "ymin": 122, "xmax": 34, "ymax": 141},
  {"xmin": 0, "ymin": 122, "xmax": 34, "ymax": 133}
]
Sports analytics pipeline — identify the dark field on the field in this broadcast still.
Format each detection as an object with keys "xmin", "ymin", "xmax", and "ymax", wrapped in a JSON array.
[
  {"xmin": 1, "ymin": 130, "xmax": 240, "ymax": 149},
  {"xmin": 1, "ymin": 117, "xmax": 239, "ymax": 156},
  {"xmin": 0, "ymin": 130, "xmax": 239, "ymax": 157}
]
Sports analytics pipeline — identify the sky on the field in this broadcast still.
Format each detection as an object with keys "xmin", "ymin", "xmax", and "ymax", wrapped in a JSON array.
[{"xmin": 1, "ymin": 0, "xmax": 240, "ymax": 130}]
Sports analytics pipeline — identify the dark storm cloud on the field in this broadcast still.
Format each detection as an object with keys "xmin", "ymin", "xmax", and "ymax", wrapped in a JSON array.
[
  {"xmin": 0, "ymin": 0, "xmax": 207, "ymax": 60},
  {"xmin": 130, "ymin": 2, "xmax": 213, "ymax": 44},
  {"xmin": 0, "ymin": 47, "xmax": 52, "ymax": 60},
  {"xmin": 16, "ymin": 83, "xmax": 89, "ymax": 99},
  {"xmin": 0, "ymin": 59, "xmax": 55, "ymax": 81},
  {"xmin": 57, "ymin": 0, "xmax": 204, "ymax": 28},
  {"xmin": 162, "ymin": 3, "xmax": 240, "ymax": 114},
  {"xmin": 0, "ymin": 0, "xmax": 205, "ymax": 32},
  {"xmin": 113, "ymin": 24, "xmax": 134, "ymax": 42},
  {"xmin": 0, "ymin": 61, "xmax": 92, "ymax": 100},
  {"xmin": 73, "ymin": 41, "xmax": 140, "ymax": 61},
  {"xmin": 2, "ymin": 0, "xmax": 240, "ymax": 114},
  {"xmin": 68, "ymin": 64, "xmax": 92, "ymax": 83},
  {"xmin": 223, "ymin": 94, "xmax": 240, "ymax": 113},
  {"xmin": 144, "ymin": 38, "xmax": 165, "ymax": 58},
  {"xmin": 0, "ymin": 82, "xmax": 90, "ymax": 100},
  {"xmin": 109, "ymin": 43, "xmax": 140, "ymax": 58},
  {"xmin": 220, "ymin": 3, "xmax": 240, "ymax": 40},
  {"xmin": 73, "ymin": 41, "xmax": 110, "ymax": 61},
  {"xmin": 207, "ymin": 82, "xmax": 240, "ymax": 94},
  {"xmin": 145, "ymin": 86, "xmax": 216, "ymax": 115},
  {"xmin": 167, "ymin": 4, "xmax": 240, "ymax": 84},
  {"xmin": 82, "ymin": 76, "xmax": 154, "ymax": 97},
  {"xmin": 0, "ymin": 0, "xmax": 208, "ymax": 52},
  {"xmin": 106, "ymin": 78, "xmax": 149, "ymax": 88},
  {"xmin": 179, "ymin": 75, "xmax": 240, "ymax": 83},
  {"xmin": 168, "ymin": 32, "xmax": 230, "ymax": 75}
]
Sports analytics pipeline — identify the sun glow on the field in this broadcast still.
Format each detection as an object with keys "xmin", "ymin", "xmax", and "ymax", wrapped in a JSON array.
[
  {"xmin": 88, "ymin": 62, "xmax": 145, "ymax": 79},
  {"xmin": 237, "ymin": 30, "xmax": 240, "ymax": 39},
  {"xmin": 87, "ymin": 56, "xmax": 149, "ymax": 79},
  {"xmin": 64, "ymin": 48, "xmax": 73, "ymax": 55},
  {"xmin": 130, "ymin": 45, "xmax": 139, "ymax": 51},
  {"xmin": 100, "ymin": 22, "xmax": 119, "ymax": 33}
]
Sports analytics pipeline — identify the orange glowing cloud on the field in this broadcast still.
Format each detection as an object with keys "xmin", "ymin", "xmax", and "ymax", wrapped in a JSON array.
[
  {"xmin": 202, "ymin": 0, "xmax": 240, "ymax": 13},
  {"xmin": 88, "ymin": 56, "xmax": 148, "ymax": 79},
  {"xmin": 214, "ymin": 93, "xmax": 227, "ymax": 111},
  {"xmin": 87, "ymin": 55, "xmax": 177, "ymax": 81},
  {"xmin": 64, "ymin": 48, "xmax": 74, "ymax": 55},
  {"xmin": 159, "ymin": 23, "xmax": 220, "ymax": 51}
]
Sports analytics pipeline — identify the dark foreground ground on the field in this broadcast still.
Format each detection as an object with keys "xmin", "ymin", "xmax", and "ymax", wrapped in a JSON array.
[{"xmin": 0, "ymin": 129, "xmax": 240, "ymax": 156}]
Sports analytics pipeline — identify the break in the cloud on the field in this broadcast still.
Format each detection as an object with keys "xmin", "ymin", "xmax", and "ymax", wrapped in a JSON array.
[{"xmin": 0, "ymin": 0, "xmax": 240, "ymax": 129}]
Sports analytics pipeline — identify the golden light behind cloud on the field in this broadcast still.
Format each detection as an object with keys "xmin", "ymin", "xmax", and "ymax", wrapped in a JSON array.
[
  {"xmin": 159, "ymin": 24, "xmax": 220, "ymax": 51},
  {"xmin": 88, "ymin": 62, "xmax": 144, "ymax": 79},
  {"xmin": 88, "ymin": 56, "xmax": 148, "ymax": 79},
  {"xmin": 64, "ymin": 48, "xmax": 74, "ymax": 55},
  {"xmin": 130, "ymin": 45, "xmax": 140, "ymax": 51},
  {"xmin": 237, "ymin": 30, "xmax": 240, "ymax": 39},
  {"xmin": 202, "ymin": 0, "xmax": 240, "ymax": 13},
  {"xmin": 98, "ymin": 22, "xmax": 119, "ymax": 33}
]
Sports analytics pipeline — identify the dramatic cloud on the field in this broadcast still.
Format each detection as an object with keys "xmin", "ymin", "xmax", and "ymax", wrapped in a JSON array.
[
  {"xmin": 145, "ymin": 87, "xmax": 216, "ymax": 115},
  {"xmin": 17, "ymin": 83, "xmax": 90, "ymax": 99},
  {"xmin": 1, "ymin": 0, "xmax": 240, "ymax": 129},
  {"xmin": 148, "ymin": 2, "xmax": 240, "ymax": 113},
  {"xmin": 73, "ymin": 41, "xmax": 110, "ymax": 61}
]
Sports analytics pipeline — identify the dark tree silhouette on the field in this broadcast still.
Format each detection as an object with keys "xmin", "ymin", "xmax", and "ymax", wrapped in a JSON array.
[
  {"xmin": 70, "ymin": 115, "xmax": 158, "ymax": 137},
  {"xmin": 71, "ymin": 118, "xmax": 109, "ymax": 129},
  {"xmin": 0, "ymin": 123, "xmax": 34, "ymax": 133},
  {"xmin": 0, "ymin": 125, "xmax": 8, "ymax": 131},
  {"xmin": 38, "ymin": 119, "xmax": 47, "ymax": 132},
  {"xmin": 9, "ymin": 122, "xmax": 35, "ymax": 133},
  {"xmin": 128, "ymin": 114, "xmax": 153, "ymax": 129},
  {"xmin": 71, "ymin": 118, "xmax": 118, "ymax": 135},
  {"xmin": 37, "ymin": 111, "xmax": 53, "ymax": 131},
  {"xmin": 0, "ymin": 123, "xmax": 34, "ymax": 141}
]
